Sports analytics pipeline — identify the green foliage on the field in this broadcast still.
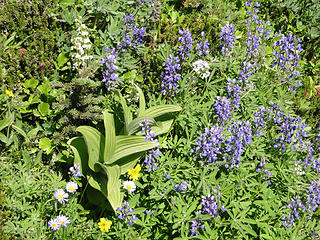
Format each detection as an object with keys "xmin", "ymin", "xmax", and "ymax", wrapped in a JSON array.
[{"xmin": 69, "ymin": 88, "xmax": 181, "ymax": 211}]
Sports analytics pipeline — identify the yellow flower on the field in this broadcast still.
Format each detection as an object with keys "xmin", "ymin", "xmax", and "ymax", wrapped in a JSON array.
[
  {"xmin": 5, "ymin": 90, "xmax": 14, "ymax": 98},
  {"xmin": 98, "ymin": 218, "xmax": 112, "ymax": 232},
  {"xmin": 127, "ymin": 164, "xmax": 141, "ymax": 181}
]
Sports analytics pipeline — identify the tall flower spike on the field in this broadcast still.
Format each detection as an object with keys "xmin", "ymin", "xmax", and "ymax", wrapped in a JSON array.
[
  {"xmin": 161, "ymin": 54, "xmax": 181, "ymax": 96},
  {"xmin": 101, "ymin": 47, "xmax": 119, "ymax": 90},
  {"xmin": 197, "ymin": 31, "xmax": 210, "ymax": 56},
  {"xmin": 219, "ymin": 24, "xmax": 235, "ymax": 56},
  {"xmin": 178, "ymin": 28, "xmax": 194, "ymax": 60}
]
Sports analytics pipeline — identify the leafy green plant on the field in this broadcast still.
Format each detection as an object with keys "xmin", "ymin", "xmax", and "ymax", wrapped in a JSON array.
[{"xmin": 69, "ymin": 87, "xmax": 181, "ymax": 211}]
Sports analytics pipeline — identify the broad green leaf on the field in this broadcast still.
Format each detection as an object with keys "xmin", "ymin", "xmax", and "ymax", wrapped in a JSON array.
[
  {"xmin": 24, "ymin": 78, "xmax": 39, "ymax": 89},
  {"xmin": 127, "ymin": 116, "xmax": 157, "ymax": 135},
  {"xmin": 106, "ymin": 165, "xmax": 122, "ymax": 211},
  {"xmin": 141, "ymin": 104, "xmax": 182, "ymax": 118},
  {"xmin": 111, "ymin": 152, "xmax": 142, "ymax": 175},
  {"xmin": 103, "ymin": 111, "xmax": 116, "ymax": 164},
  {"xmin": 57, "ymin": 52, "xmax": 69, "ymax": 67},
  {"xmin": 87, "ymin": 173, "xmax": 108, "ymax": 198},
  {"xmin": 117, "ymin": 91, "xmax": 132, "ymax": 134},
  {"xmin": 38, "ymin": 102, "xmax": 49, "ymax": 116},
  {"xmin": 0, "ymin": 113, "xmax": 14, "ymax": 131},
  {"xmin": 136, "ymin": 86, "xmax": 146, "ymax": 116},
  {"xmin": 38, "ymin": 83, "xmax": 51, "ymax": 96},
  {"xmin": 68, "ymin": 136, "xmax": 89, "ymax": 174},
  {"xmin": 0, "ymin": 132, "xmax": 7, "ymax": 143},
  {"xmin": 97, "ymin": 163, "xmax": 122, "ymax": 211},
  {"xmin": 150, "ymin": 119, "xmax": 174, "ymax": 136},
  {"xmin": 77, "ymin": 126, "xmax": 105, "ymax": 172},
  {"xmin": 86, "ymin": 186, "xmax": 108, "ymax": 207},
  {"xmin": 12, "ymin": 125, "xmax": 29, "ymax": 142},
  {"xmin": 39, "ymin": 137, "xmax": 51, "ymax": 151},
  {"xmin": 110, "ymin": 136, "xmax": 158, "ymax": 163}
]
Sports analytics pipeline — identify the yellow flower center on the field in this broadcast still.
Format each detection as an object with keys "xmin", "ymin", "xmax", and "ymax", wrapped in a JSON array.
[
  {"xmin": 127, "ymin": 185, "xmax": 132, "ymax": 190},
  {"xmin": 69, "ymin": 186, "xmax": 74, "ymax": 191},
  {"xmin": 58, "ymin": 194, "xmax": 63, "ymax": 199}
]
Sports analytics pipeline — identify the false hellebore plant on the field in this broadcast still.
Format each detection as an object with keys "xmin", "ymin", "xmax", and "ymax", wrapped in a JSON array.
[{"xmin": 68, "ymin": 86, "xmax": 181, "ymax": 211}]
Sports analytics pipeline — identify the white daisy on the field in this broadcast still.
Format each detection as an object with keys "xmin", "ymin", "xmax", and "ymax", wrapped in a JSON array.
[
  {"xmin": 48, "ymin": 218, "xmax": 60, "ymax": 231},
  {"xmin": 54, "ymin": 189, "xmax": 68, "ymax": 204},
  {"xmin": 123, "ymin": 181, "xmax": 136, "ymax": 193},
  {"xmin": 66, "ymin": 182, "xmax": 78, "ymax": 194},
  {"xmin": 56, "ymin": 215, "xmax": 70, "ymax": 227}
]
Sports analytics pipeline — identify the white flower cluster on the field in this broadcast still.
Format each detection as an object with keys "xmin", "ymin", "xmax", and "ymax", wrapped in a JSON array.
[
  {"xmin": 71, "ymin": 17, "xmax": 93, "ymax": 69},
  {"xmin": 192, "ymin": 60, "xmax": 210, "ymax": 79}
]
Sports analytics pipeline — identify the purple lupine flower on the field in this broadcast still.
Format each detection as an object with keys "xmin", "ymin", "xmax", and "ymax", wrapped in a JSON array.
[
  {"xmin": 219, "ymin": 24, "xmax": 236, "ymax": 56},
  {"xmin": 253, "ymin": 105, "xmax": 269, "ymax": 136},
  {"xmin": 238, "ymin": 61, "xmax": 257, "ymax": 86},
  {"xmin": 191, "ymin": 124, "xmax": 225, "ymax": 166},
  {"xmin": 69, "ymin": 164, "xmax": 82, "ymax": 178},
  {"xmin": 263, "ymin": 102, "xmax": 308, "ymax": 153},
  {"xmin": 213, "ymin": 96, "xmax": 232, "ymax": 125},
  {"xmin": 173, "ymin": 181, "xmax": 190, "ymax": 192},
  {"xmin": 281, "ymin": 196, "xmax": 305, "ymax": 227},
  {"xmin": 120, "ymin": 14, "xmax": 146, "ymax": 50},
  {"xmin": 178, "ymin": 28, "xmax": 194, "ymax": 60},
  {"xmin": 190, "ymin": 219, "xmax": 205, "ymax": 236},
  {"xmin": 271, "ymin": 32, "xmax": 303, "ymax": 93},
  {"xmin": 315, "ymin": 125, "xmax": 320, "ymax": 151},
  {"xmin": 201, "ymin": 189, "xmax": 225, "ymax": 218},
  {"xmin": 139, "ymin": 119, "xmax": 162, "ymax": 172},
  {"xmin": 226, "ymin": 78, "xmax": 241, "ymax": 109},
  {"xmin": 306, "ymin": 180, "xmax": 320, "ymax": 213},
  {"xmin": 101, "ymin": 47, "xmax": 119, "ymax": 90},
  {"xmin": 160, "ymin": 54, "xmax": 181, "ymax": 95},
  {"xmin": 256, "ymin": 157, "xmax": 272, "ymax": 185},
  {"xmin": 117, "ymin": 201, "xmax": 137, "ymax": 226},
  {"xmin": 297, "ymin": 143, "xmax": 320, "ymax": 174},
  {"xmin": 224, "ymin": 121, "xmax": 252, "ymax": 168},
  {"xmin": 197, "ymin": 31, "xmax": 210, "ymax": 56}
]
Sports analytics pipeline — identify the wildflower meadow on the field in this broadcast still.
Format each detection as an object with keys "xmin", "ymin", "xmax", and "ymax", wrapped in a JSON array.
[{"xmin": 1, "ymin": 0, "xmax": 320, "ymax": 239}]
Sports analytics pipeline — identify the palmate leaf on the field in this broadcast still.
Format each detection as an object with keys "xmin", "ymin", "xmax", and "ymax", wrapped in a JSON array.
[
  {"xmin": 139, "ymin": 104, "xmax": 182, "ymax": 118},
  {"xmin": 109, "ymin": 136, "xmax": 158, "ymax": 164},
  {"xmin": 76, "ymin": 126, "xmax": 105, "ymax": 172}
]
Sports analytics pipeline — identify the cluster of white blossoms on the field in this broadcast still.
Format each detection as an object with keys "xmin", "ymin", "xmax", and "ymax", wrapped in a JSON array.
[
  {"xmin": 192, "ymin": 59, "xmax": 210, "ymax": 79},
  {"xmin": 71, "ymin": 16, "xmax": 93, "ymax": 69}
]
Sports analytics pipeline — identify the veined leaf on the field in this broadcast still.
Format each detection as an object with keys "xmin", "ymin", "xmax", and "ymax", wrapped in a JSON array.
[
  {"xmin": 109, "ymin": 136, "xmax": 158, "ymax": 163},
  {"xmin": 110, "ymin": 152, "xmax": 142, "ymax": 175},
  {"xmin": 97, "ymin": 163, "xmax": 122, "ymax": 211},
  {"xmin": 103, "ymin": 111, "xmax": 116, "ymax": 163},
  {"xmin": 77, "ymin": 126, "xmax": 105, "ymax": 172},
  {"xmin": 141, "ymin": 105, "xmax": 182, "ymax": 118},
  {"xmin": 136, "ymin": 86, "xmax": 146, "ymax": 116},
  {"xmin": 0, "ymin": 113, "xmax": 14, "ymax": 131},
  {"xmin": 87, "ymin": 173, "xmax": 108, "ymax": 199},
  {"xmin": 150, "ymin": 119, "xmax": 174, "ymax": 136},
  {"xmin": 127, "ymin": 116, "xmax": 157, "ymax": 135},
  {"xmin": 12, "ymin": 125, "xmax": 29, "ymax": 142},
  {"xmin": 68, "ymin": 136, "xmax": 89, "ymax": 174},
  {"xmin": 117, "ymin": 91, "xmax": 132, "ymax": 134}
]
